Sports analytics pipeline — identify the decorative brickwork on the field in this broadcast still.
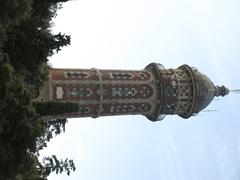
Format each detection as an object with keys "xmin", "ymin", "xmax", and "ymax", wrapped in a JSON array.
[
  {"xmin": 37, "ymin": 63, "xmax": 229, "ymax": 121},
  {"xmin": 43, "ymin": 68, "xmax": 155, "ymax": 119}
]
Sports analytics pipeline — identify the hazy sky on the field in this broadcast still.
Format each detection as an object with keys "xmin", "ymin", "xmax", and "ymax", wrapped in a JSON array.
[{"xmin": 40, "ymin": 0, "xmax": 240, "ymax": 179}]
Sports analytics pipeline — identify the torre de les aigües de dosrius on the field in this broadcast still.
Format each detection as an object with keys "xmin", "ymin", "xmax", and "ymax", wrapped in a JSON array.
[{"xmin": 36, "ymin": 62, "xmax": 229, "ymax": 121}]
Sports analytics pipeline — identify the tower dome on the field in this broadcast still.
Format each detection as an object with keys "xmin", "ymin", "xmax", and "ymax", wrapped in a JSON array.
[
  {"xmin": 178, "ymin": 65, "xmax": 229, "ymax": 118},
  {"xmin": 192, "ymin": 70, "xmax": 216, "ymax": 112}
]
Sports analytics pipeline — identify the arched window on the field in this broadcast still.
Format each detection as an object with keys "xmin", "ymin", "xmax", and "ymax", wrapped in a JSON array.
[
  {"xmin": 112, "ymin": 88, "xmax": 136, "ymax": 96},
  {"xmin": 110, "ymin": 72, "xmax": 134, "ymax": 80},
  {"xmin": 68, "ymin": 88, "xmax": 91, "ymax": 97},
  {"xmin": 65, "ymin": 72, "xmax": 89, "ymax": 79}
]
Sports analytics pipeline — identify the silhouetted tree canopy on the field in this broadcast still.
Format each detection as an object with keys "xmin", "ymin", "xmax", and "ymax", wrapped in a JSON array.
[
  {"xmin": 0, "ymin": 0, "xmax": 76, "ymax": 179},
  {"xmin": 34, "ymin": 101, "xmax": 79, "ymax": 116}
]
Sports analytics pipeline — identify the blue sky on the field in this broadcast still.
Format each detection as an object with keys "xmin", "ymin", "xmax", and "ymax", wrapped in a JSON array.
[{"xmin": 40, "ymin": 0, "xmax": 240, "ymax": 179}]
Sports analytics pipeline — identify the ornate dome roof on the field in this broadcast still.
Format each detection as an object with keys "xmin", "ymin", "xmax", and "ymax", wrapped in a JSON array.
[
  {"xmin": 179, "ymin": 65, "xmax": 229, "ymax": 118},
  {"xmin": 193, "ymin": 70, "xmax": 217, "ymax": 112}
]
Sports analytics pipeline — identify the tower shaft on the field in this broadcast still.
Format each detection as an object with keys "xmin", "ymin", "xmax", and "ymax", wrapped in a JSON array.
[{"xmin": 40, "ymin": 67, "xmax": 156, "ymax": 119}]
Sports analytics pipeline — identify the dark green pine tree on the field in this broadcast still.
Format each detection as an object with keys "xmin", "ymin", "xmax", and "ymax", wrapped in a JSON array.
[
  {"xmin": 40, "ymin": 155, "xmax": 76, "ymax": 177},
  {"xmin": 34, "ymin": 101, "xmax": 79, "ymax": 116},
  {"xmin": 0, "ymin": 0, "xmax": 77, "ymax": 178}
]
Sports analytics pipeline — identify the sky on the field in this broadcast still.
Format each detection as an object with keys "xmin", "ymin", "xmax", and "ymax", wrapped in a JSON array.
[{"xmin": 40, "ymin": 0, "xmax": 240, "ymax": 179}]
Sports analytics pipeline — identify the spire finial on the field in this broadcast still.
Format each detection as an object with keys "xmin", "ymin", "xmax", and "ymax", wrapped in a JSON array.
[
  {"xmin": 215, "ymin": 85, "xmax": 229, "ymax": 97},
  {"xmin": 230, "ymin": 89, "xmax": 240, "ymax": 93}
]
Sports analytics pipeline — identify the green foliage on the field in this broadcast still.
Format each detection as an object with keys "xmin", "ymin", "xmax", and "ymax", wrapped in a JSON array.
[
  {"xmin": 3, "ymin": 21, "xmax": 70, "ymax": 88},
  {"xmin": 0, "ymin": 0, "xmax": 32, "ymax": 27},
  {"xmin": 0, "ymin": 53, "xmax": 13, "ymax": 104},
  {"xmin": 0, "ymin": 0, "xmax": 76, "ymax": 179},
  {"xmin": 36, "ymin": 118, "xmax": 67, "ymax": 153},
  {"xmin": 34, "ymin": 101, "xmax": 79, "ymax": 116},
  {"xmin": 40, "ymin": 155, "xmax": 76, "ymax": 177},
  {"xmin": 0, "ymin": 75, "xmax": 43, "ymax": 179},
  {"xmin": 47, "ymin": 118, "xmax": 67, "ymax": 135}
]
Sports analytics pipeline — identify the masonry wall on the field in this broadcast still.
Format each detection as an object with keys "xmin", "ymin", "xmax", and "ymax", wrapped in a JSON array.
[{"xmin": 47, "ymin": 68, "xmax": 158, "ymax": 118}]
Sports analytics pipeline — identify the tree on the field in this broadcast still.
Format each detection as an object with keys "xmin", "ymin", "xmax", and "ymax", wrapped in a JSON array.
[
  {"xmin": 49, "ymin": 0, "xmax": 71, "ymax": 3},
  {"xmin": 0, "ymin": 0, "xmax": 77, "ymax": 178},
  {"xmin": 40, "ymin": 155, "xmax": 76, "ymax": 177},
  {"xmin": 34, "ymin": 101, "xmax": 79, "ymax": 116},
  {"xmin": 0, "ymin": 0, "xmax": 32, "ymax": 27},
  {"xmin": 51, "ymin": 33, "xmax": 71, "ymax": 53},
  {"xmin": 3, "ymin": 24, "xmax": 71, "ymax": 87},
  {"xmin": 36, "ymin": 118, "xmax": 68, "ymax": 152}
]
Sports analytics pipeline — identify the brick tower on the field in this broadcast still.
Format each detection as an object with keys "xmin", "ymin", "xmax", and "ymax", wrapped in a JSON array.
[{"xmin": 37, "ymin": 63, "xmax": 229, "ymax": 121}]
